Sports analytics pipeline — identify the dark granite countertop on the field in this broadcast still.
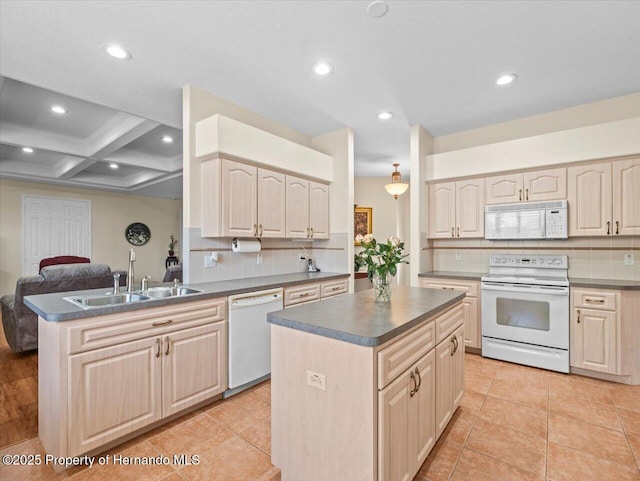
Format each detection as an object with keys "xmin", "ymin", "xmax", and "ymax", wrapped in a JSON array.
[
  {"xmin": 267, "ymin": 286, "xmax": 465, "ymax": 347},
  {"xmin": 25, "ymin": 272, "xmax": 349, "ymax": 322},
  {"xmin": 418, "ymin": 271, "xmax": 485, "ymax": 281},
  {"xmin": 569, "ymin": 277, "xmax": 640, "ymax": 290}
]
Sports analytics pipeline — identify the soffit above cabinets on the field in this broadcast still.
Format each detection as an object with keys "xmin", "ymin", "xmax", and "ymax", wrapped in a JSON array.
[{"xmin": 0, "ymin": 76, "xmax": 183, "ymax": 199}]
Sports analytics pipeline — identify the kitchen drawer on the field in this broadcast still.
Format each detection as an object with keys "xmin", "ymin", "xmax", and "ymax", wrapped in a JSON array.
[
  {"xmin": 572, "ymin": 288, "xmax": 617, "ymax": 311},
  {"xmin": 283, "ymin": 283, "xmax": 321, "ymax": 307},
  {"xmin": 321, "ymin": 278, "xmax": 348, "ymax": 298},
  {"xmin": 67, "ymin": 298, "xmax": 226, "ymax": 354},
  {"xmin": 418, "ymin": 278, "xmax": 479, "ymax": 298},
  {"xmin": 435, "ymin": 304, "xmax": 465, "ymax": 344},
  {"xmin": 378, "ymin": 320, "xmax": 435, "ymax": 389}
]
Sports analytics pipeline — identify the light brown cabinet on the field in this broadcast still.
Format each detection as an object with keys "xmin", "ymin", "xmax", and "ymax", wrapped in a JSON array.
[
  {"xmin": 485, "ymin": 168, "xmax": 566, "ymax": 205},
  {"xmin": 419, "ymin": 278, "xmax": 480, "ymax": 350},
  {"xmin": 283, "ymin": 278, "xmax": 349, "ymax": 307},
  {"xmin": 286, "ymin": 175, "xmax": 330, "ymax": 239},
  {"xmin": 40, "ymin": 298, "xmax": 227, "ymax": 458},
  {"xmin": 257, "ymin": 168, "xmax": 286, "ymax": 238},
  {"xmin": 379, "ymin": 350, "xmax": 435, "ymax": 481},
  {"xmin": 435, "ymin": 323, "xmax": 464, "ymax": 438},
  {"xmin": 201, "ymin": 156, "xmax": 330, "ymax": 239},
  {"xmin": 568, "ymin": 158, "xmax": 640, "ymax": 236},
  {"xmin": 428, "ymin": 179, "xmax": 484, "ymax": 238}
]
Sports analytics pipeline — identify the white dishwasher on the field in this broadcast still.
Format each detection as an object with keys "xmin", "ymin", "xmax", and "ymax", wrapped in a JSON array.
[{"xmin": 224, "ymin": 288, "xmax": 283, "ymax": 397}]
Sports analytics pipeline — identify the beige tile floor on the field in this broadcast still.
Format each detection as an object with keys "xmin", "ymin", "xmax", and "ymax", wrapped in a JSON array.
[{"xmin": 1, "ymin": 353, "xmax": 639, "ymax": 481}]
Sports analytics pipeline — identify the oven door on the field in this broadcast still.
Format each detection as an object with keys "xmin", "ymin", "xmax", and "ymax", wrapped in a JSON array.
[{"xmin": 481, "ymin": 282, "xmax": 569, "ymax": 349}]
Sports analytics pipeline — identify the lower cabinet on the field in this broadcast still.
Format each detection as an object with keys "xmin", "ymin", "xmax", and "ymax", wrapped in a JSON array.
[
  {"xmin": 378, "ymin": 305, "xmax": 464, "ymax": 481},
  {"xmin": 379, "ymin": 350, "xmax": 435, "ymax": 481},
  {"xmin": 39, "ymin": 298, "xmax": 227, "ymax": 458},
  {"xmin": 435, "ymin": 324, "xmax": 465, "ymax": 438},
  {"xmin": 419, "ymin": 277, "xmax": 480, "ymax": 350}
]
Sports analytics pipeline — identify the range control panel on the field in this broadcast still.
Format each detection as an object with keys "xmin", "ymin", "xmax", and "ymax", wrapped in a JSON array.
[{"xmin": 489, "ymin": 254, "xmax": 568, "ymax": 269}]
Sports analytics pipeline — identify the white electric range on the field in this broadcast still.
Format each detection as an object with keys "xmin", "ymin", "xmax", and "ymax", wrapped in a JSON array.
[{"xmin": 481, "ymin": 254, "xmax": 569, "ymax": 373}]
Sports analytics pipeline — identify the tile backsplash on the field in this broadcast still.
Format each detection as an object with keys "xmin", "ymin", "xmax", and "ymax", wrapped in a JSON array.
[
  {"xmin": 182, "ymin": 227, "xmax": 349, "ymax": 284},
  {"xmin": 431, "ymin": 236, "xmax": 640, "ymax": 280}
]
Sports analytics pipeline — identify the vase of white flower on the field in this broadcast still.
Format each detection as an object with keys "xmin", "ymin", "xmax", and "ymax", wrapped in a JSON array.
[{"xmin": 354, "ymin": 234, "xmax": 409, "ymax": 302}]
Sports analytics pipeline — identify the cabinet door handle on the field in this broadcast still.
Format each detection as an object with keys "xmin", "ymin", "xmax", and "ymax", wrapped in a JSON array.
[
  {"xmin": 577, "ymin": 309, "xmax": 581, "ymax": 324},
  {"xmin": 519, "ymin": 189, "xmax": 522, "ymax": 201},
  {"xmin": 456, "ymin": 226, "xmax": 460, "ymax": 237},
  {"xmin": 152, "ymin": 320, "xmax": 173, "ymax": 327},
  {"xmin": 452, "ymin": 335, "xmax": 459, "ymax": 354},
  {"xmin": 525, "ymin": 188, "xmax": 529, "ymax": 201},
  {"xmin": 451, "ymin": 336, "xmax": 456, "ymax": 355},
  {"xmin": 409, "ymin": 371, "xmax": 417, "ymax": 397},
  {"xmin": 414, "ymin": 367, "xmax": 422, "ymax": 393},
  {"xmin": 306, "ymin": 227, "xmax": 310, "ymax": 238},
  {"xmin": 310, "ymin": 227, "xmax": 314, "ymax": 238},
  {"xmin": 607, "ymin": 221, "xmax": 611, "ymax": 235},
  {"xmin": 259, "ymin": 224, "xmax": 263, "ymax": 237},
  {"xmin": 165, "ymin": 336, "xmax": 170, "ymax": 356},
  {"xmin": 616, "ymin": 221, "xmax": 620, "ymax": 235},
  {"xmin": 155, "ymin": 338, "xmax": 161, "ymax": 358},
  {"xmin": 451, "ymin": 227, "xmax": 455, "ymax": 238}
]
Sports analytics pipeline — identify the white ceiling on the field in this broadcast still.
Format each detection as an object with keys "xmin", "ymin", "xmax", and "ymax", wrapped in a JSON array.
[{"xmin": 0, "ymin": 0, "xmax": 639, "ymax": 191}]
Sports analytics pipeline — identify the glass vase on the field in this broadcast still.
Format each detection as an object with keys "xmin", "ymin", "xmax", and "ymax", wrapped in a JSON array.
[{"xmin": 372, "ymin": 272, "xmax": 392, "ymax": 302}]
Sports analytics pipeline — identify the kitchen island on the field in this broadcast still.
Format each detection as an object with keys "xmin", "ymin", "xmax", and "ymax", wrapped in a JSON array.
[{"xmin": 267, "ymin": 286, "xmax": 466, "ymax": 481}]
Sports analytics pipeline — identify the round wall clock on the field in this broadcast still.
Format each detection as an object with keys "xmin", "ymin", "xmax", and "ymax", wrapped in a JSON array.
[{"xmin": 125, "ymin": 222, "xmax": 151, "ymax": 246}]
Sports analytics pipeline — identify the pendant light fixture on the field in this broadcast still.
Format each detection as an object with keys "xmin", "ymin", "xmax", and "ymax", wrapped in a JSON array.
[{"xmin": 384, "ymin": 163, "xmax": 409, "ymax": 199}]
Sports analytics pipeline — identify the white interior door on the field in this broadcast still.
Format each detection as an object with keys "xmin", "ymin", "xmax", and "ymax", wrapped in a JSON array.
[{"xmin": 22, "ymin": 195, "xmax": 91, "ymax": 275}]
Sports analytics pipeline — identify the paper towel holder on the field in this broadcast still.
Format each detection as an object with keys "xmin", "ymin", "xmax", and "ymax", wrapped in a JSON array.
[{"xmin": 232, "ymin": 237, "xmax": 261, "ymax": 251}]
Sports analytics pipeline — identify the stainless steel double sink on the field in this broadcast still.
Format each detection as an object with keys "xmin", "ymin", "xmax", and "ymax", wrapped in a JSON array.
[{"xmin": 64, "ymin": 286, "xmax": 203, "ymax": 309}]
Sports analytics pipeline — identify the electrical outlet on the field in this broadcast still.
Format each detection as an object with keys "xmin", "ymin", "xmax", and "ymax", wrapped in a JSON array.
[
  {"xmin": 624, "ymin": 254, "xmax": 635, "ymax": 266},
  {"xmin": 257, "ymin": 254, "xmax": 263, "ymax": 265},
  {"xmin": 455, "ymin": 252, "xmax": 462, "ymax": 261},
  {"xmin": 204, "ymin": 255, "xmax": 214, "ymax": 268},
  {"xmin": 306, "ymin": 370, "xmax": 326, "ymax": 391}
]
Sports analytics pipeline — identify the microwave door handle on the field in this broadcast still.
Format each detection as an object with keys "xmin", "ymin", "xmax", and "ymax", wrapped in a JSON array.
[{"xmin": 482, "ymin": 283, "xmax": 569, "ymax": 296}]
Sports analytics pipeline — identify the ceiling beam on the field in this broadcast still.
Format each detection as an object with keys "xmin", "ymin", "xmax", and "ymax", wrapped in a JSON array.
[
  {"xmin": 58, "ymin": 157, "xmax": 98, "ymax": 180},
  {"xmin": 87, "ymin": 116, "xmax": 160, "ymax": 159}
]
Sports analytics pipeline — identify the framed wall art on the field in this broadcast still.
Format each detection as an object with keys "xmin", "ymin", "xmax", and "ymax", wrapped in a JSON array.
[{"xmin": 354, "ymin": 206, "xmax": 373, "ymax": 245}]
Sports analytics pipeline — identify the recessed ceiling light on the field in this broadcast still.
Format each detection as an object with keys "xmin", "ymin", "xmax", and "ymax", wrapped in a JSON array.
[
  {"xmin": 106, "ymin": 44, "xmax": 132, "ymax": 60},
  {"xmin": 22, "ymin": 147, "xmax": 34, "ymax": 153},
  {"xmin": 378, "ymin": 111, "xmax": 393, "ymax": 120},
  {"xmin": 109, "ymin": 163, "xmax": 119, "ymax": 170},
  {"xmin": 496, "ymin": 74, "xmax": 517, "ymax": 86},
  {"xmin": 367, "ymin": 1, "xmax": 389, "ymax": 18},
  {"xmin": 51, "ymin": 105, "xmax": 66, "ymax": 114},
  {"xmin": 162, "ymin": 135, "xmax": 173, "ymax": 143},
  {"xmin": 312, "ymin": 62, "xmax": 334, "ymax": 76}
]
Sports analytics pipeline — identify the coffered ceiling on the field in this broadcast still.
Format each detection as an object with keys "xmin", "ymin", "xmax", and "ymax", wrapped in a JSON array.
[
  {"xmin": 0, "ymin": 77, "xmax": 183, "ymax": 198},
  {"xmin": 0, "ymin": 0, "xmax": 639, "ymax": 196}
]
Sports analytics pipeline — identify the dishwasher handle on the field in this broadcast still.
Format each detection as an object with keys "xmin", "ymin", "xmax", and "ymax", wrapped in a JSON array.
[{"xmin": 229, "ymin": 288, "xmax": 284, "ymax": 309}]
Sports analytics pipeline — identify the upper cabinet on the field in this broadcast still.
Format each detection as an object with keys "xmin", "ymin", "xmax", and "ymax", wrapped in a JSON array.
[
  {"xmin": 428, "ymin": 179, "xmax": 484, "ymax": 238},
  {"xmin": 257, "ymin": 168, "xmax": 286, "ymax": 238},
  {"xmin": 485, "ymin": 168, "xmax": 566, "ymax": 205},
  {"xmin": 202, "ymin": 157, "xmax": 329, "ymax": 239},
  {"xmin": 568, "ymin": 158, "xmax": 639, "ymax": 236},
  {"xmin": 286, "ymin": 176, "xmax": 330, "ymax": 239}
]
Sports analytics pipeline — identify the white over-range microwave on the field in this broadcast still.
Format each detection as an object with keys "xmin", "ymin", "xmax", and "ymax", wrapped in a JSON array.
[{"xmin": 485, "ymin": 200, "xmax": 568, "ymax": 240}]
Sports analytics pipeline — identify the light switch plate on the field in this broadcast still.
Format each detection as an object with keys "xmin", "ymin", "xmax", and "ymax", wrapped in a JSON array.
[
  {"xmin": 455, "ymin": 252, "xmax": 462, "ymax": 261},
  {"xmin": 624, "ymin": 254, "xmax": 635, "ymax": 266}
]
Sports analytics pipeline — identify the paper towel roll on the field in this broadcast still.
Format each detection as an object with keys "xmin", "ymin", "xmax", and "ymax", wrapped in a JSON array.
[{"xmin": 231, "ymin": 238, "xmax": 261, "ymax": 253}]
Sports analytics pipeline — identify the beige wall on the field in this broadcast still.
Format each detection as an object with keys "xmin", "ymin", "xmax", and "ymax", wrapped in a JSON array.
[
  {"xmin": 0, "ymin": 179, "xmax": 181, "ymax": 295},
  {"xmin": 354, "ymin": 177, "xmax": 410, "ymax": 286}
]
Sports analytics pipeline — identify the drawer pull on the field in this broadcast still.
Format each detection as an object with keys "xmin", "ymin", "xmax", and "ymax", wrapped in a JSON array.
[
  {"xmin": 577, "ymin": 309, "xmax": 581, "ymax": 324},
  {"xmin": 299, "ymin": 292, "xmax": 310, "ymax": 298},
  {"xmin": 152, "ymin": 320, "xmax": 173, "ymax": 327},
  {"xmin": 165, "ymin": 336, "xmax": 170, "ymax": 356},
  {"xmin": 331, "ymin": 286, "xmax": 341, "ymax": 291},
  {"xmin": 442, "ymin": 287, "xmax": 455, "ymax": 290},
  {"xmin": 584, "ymin": 297, "xmax": 605, "ymax": 304},
  {"xmin": 155, "ymin": 338, "xmax": 161, "ymax": 358},
  {"xmin": 410, "ymin": 371, "xmax": 417, "ymax": 397}
]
